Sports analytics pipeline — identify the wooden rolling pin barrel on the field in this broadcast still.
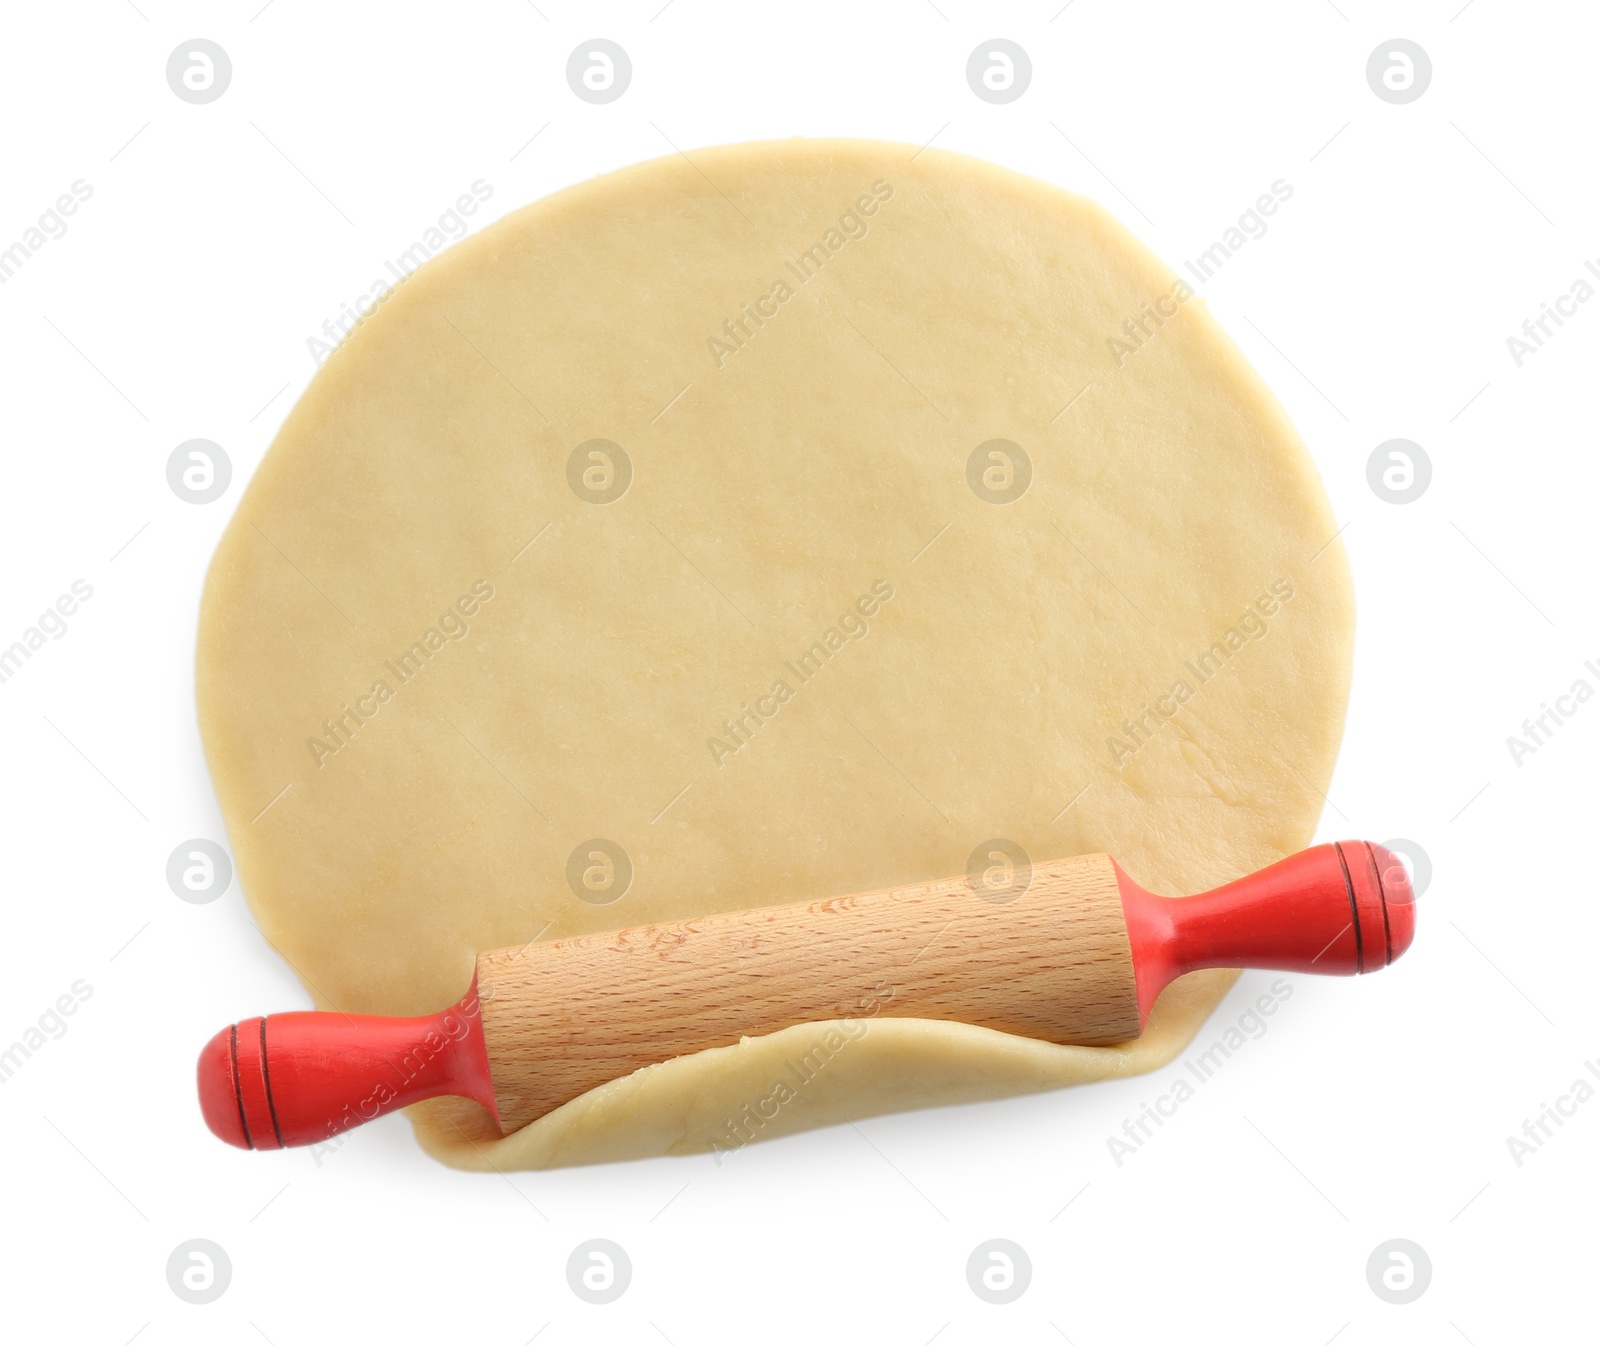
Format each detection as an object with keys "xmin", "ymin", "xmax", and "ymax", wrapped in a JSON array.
[{"xmin": 197, "ymin": 840, "xmax": 1416, "ymax": 1150}]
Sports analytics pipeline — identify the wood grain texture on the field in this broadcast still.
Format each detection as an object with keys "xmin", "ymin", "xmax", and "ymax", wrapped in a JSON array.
[{"xmin": 476, "ymin": 853, "xmax": 1140, "ymax": 1130}]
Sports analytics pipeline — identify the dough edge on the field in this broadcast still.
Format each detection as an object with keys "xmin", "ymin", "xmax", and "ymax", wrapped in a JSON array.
[{"xmin": 412, "ymin": 967, "xmax": 1241, "ymax": 1171}]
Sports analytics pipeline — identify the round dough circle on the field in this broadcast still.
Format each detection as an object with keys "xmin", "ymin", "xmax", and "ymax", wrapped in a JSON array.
[{"xmin": 198, "ymin": 140, "xmax": 1353, "ymax": 1170}]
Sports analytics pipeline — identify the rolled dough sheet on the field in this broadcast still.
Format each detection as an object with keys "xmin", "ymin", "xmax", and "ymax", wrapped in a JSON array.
[{"xmin": 197, "ymin": 139, "xmax": 1353, "ymax": 1170}]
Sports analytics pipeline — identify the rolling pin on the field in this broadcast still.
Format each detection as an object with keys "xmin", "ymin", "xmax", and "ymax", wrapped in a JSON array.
[{"xmin": 197, "ymin": 840, "xmax": 1415, "ymax": 1150}]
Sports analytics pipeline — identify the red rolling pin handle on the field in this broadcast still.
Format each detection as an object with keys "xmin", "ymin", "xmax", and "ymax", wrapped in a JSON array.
[
  {"xmin": 1117, "ymin": 840, "xmax": 1416, "ymax": 1025},
  {"xmin": 196, "ymin": 984, "xmax": 497, "ymax": 1150}
]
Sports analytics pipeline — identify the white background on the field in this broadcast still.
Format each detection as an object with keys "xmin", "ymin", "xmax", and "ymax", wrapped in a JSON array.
[{"xmin": 1, "ymin": 1, "xmax": 1595, "ymax": 1340}]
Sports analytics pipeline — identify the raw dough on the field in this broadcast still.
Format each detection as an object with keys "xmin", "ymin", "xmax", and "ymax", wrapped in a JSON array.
[{"xmin": 197, "ymin": 139, "xmax": 1353, "ymax": 1170}]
